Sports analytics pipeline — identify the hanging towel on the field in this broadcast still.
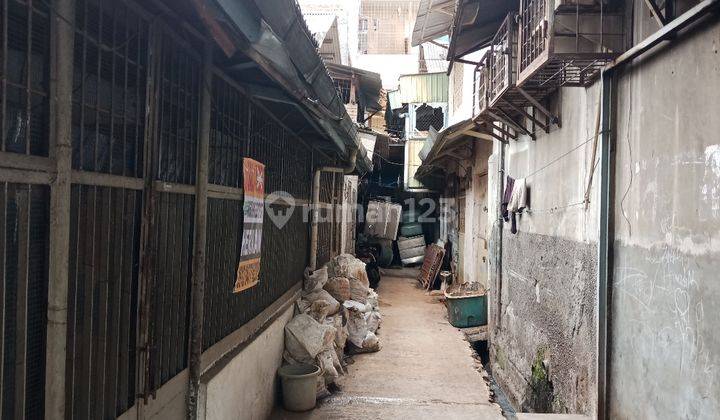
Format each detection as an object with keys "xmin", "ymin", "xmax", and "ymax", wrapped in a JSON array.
[
  {"xmin": 501, "ymin": 176, "xmax": 515, "ymax": 222},
  {"xmin": 508, "ymin": 178, "xmax": 527, "ymax": 234},
  {"xmin": 508, "ymin": 178, "xmax": 527, "ymax": 213}
]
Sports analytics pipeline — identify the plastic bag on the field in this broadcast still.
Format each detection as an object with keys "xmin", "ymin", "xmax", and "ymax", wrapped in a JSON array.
[
  {"xmin": 367, "ymin": 288, "xmax": 379, "ymax": 311},
  {"xmin": 317, "ymin": 349, "xmax": 340, "ymax": 385},
  {"xmin": 365, "ymin": 311, "xmax": 382, "ymax": 334},
  {"xmin": 303, "ymin": 266, "xmax": 328, "ymax": 292},
  {"xmin": 361, "ymin": 332, "xmax": 381, "ymax": 353},
  {"xmin": 349, "ymin": 278, "xmax": 369, "ymax": 303},
  {"xmin": 327, "ymin": 254, "xmax": 369, "ymax": 288},
  {"xmin": 284, "ymin": 314, "xmax": 336, "ymax": 364},
  {"xmin": 303, "ymin": 288, "xmax": 340, "ymax": 315},
  {"xmin": 324, "ymin": 276, "xmax": 351, "ymax": 302},
  {"xmin": 344, "ymin": 301, "xmax": 369, "ymax": 348},
  {"xmin": 308, "ymin": 300, "xmax": 332, "ymax": 322}
]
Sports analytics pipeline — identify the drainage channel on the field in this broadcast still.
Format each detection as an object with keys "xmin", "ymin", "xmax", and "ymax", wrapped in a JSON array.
[{"xmin": 472, "ymin": 340, "xmax": 518, "ymax": 420}]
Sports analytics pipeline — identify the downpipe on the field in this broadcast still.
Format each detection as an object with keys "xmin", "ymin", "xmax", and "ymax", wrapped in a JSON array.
[{"xmin": 309, "ymin": 148, "xmax": 358, "ymax": 270}]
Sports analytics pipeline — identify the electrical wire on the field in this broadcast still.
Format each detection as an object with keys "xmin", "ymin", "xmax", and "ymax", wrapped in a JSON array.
[
  {"xmin": 515, "ymin": 130, "xmax": 608, "ymax": 180},
  {"xmin": 619, "ymin": 85, "xmax": 634, "ymax": 237},
  {"xmin": 372, "ymin": 152, "xmax": 405, "ymax": 166},
  {"xmin": 525, "ymin": 200, "xmax": 587, "ymax": 215}
]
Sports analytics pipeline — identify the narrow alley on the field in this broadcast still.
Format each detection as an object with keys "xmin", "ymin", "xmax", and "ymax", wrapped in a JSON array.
[
  {"xmin": 275, "ymin": 269, "xmax": 504, "ymax": 420},
  {"xmin": 0, "ymin": 0, "xmax": 718, "ymax": 419}
]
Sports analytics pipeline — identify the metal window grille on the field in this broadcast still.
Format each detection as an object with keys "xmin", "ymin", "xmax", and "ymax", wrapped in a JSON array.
[
  {"xmin": 71, "ymin": 0, "xmax": 149, "ymax": 176},
  {"xmin": 519, "ymin": 0, "xmax": 548, "ymax": 76},
  {"xmin": 203, "ymin": 73, "xmax": 314, "ymax": 349},
  {"xmin": 203, "ymin": 199, "xmax": 309, "ymax": 350},
  {"xmin": 333, "ymin": 78, "xmax": 351, "ymax": 104},
  {"xmin": 209, "ymin": 73, "xmax": 247, "ymax": 188},
  {"xmin": 474, "ymin": 55, "xmax": 489, "ymax": 116},
  {"xmin": 489, "ymin": 14, "xmax": 516, "ymax": 105},
  {"xmin": 147, "ymin": 191, "xmax": 194, "ymax": 389},
  {"xmin": 0, "ymin": 183, "xmax": 50, "ymax": 420},
  {"xmin": 66, "ymin": 185, "xmax": 141, "ymax": 419},
  {"xmin": 154, "ymin": 32, "xmax": 200, "ymax": 184},
  {"xmin": 518, "ymin": 0, "xmax": 625, "ymax": 87},
  {"xmin": 414, "ymin": 104, "xmax": 444, "ymax": 132},
  {"xmin": 316, "ymin": 171, "xmax": 344, "ymax": 267},
  {"xmin": 0, "ymin": 0, "xmax": 332, "ymax": 416},
  {"xmin": 1, "ymin": 0, "xmax": 51, "ymax": 156}
]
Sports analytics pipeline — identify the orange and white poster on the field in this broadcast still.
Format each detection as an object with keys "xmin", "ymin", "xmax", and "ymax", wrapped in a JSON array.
[{"xmin": 234, "ymin": 158, "xmax": 265, "ymax": 293}]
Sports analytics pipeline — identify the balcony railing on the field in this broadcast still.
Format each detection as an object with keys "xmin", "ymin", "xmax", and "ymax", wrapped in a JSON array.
[
  {"xmin": 473, "ymin": 52, "xmax": 490, "ymax": 117},
  {"xmin": 518, "ymin": 0, "xmax": 625, "ymax": 88},
  {"xmin": 489, "ymin": 13, "xmax": 518, "ymax": 107}
]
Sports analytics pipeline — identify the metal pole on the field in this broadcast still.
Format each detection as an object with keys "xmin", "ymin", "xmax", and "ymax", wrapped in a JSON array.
[
  {"xmin": 494, "ymin": 139, "xmax": 505, "ymax": 330},
  {"xmin": 187, "ymin": 43, "xmax": 213, "ymax": 419},
  {"xmin": 46, "ymin": 0, "xmax": 75, "ymax": 417},
  {"xmin": 597, "ymin": 70, "xmax": 614, "ymax": 420}
]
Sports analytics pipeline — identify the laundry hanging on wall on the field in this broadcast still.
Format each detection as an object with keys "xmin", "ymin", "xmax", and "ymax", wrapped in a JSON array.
[{"xmin": 502, "ymin": 175, "xmax": 528, "ymax": 234}]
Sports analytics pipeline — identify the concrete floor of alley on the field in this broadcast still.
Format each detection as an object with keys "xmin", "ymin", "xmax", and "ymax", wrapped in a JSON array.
[{"xmin": 272, "ymin": 268, "xmax": 505, "ymax": 420}]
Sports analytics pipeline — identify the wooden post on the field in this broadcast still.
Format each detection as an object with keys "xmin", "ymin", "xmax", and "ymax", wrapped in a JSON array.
[
  {"xmin": 46, "ymin": 0, "xmax": 75, "ymax": 417},
  {"xmin": 187, "ymin": 43, "xmax": 212, "ymax": 419}
]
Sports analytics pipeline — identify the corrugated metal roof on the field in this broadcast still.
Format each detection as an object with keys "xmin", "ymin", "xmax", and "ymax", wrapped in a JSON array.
[
  {"xmin": 411, "ymin": 0, "xmax": 456, "ymax": 46},
  {"xmin": 397, "ymin": 72, "xmax": 449, "ymax": 104}
]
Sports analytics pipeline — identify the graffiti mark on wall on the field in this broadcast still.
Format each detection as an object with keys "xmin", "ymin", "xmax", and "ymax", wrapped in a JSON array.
[{"xmin": 615, "ymin": 244, "xmax": 716, "ymax": 394}]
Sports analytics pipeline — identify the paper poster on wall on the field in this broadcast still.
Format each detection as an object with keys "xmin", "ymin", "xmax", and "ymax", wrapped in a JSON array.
[{"xmin": 234, "ymin": 158, "xmax": 265, "ymax": 293}]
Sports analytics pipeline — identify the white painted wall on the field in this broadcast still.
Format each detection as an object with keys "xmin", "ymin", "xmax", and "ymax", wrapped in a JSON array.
[
  {"xmin": 461, "ymin": 141, "xmax": 492, "ymax": 287},
  {"xmin": 200, "ymin": 306, "xmax": 294, "ymax": 420},
  {"xmin": 447, "ymin": 50, "xmax": 485, "ymax": 125}
]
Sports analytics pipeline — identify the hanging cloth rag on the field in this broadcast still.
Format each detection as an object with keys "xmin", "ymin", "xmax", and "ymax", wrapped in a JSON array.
[
  {"xmin": 501, "ymin": 176, "xmax": 515, "ymax": 222},
  {"xmin": 508, "ymin": 178, "xmax": 527, "ymax": 234}
]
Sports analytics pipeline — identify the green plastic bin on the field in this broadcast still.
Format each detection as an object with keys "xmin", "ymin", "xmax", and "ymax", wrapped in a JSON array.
[{"xmin": 445, "ymin": 292, "xmax": 487, "ymax": 328}]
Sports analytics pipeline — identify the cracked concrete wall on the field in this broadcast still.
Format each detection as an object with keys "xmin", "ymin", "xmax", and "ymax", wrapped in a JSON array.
[
  {"xmin": 489, "ymin": 84, "xmax": 601, "ymax": 415},
  {"xmin": 608, "ymin": 4, "xmax": 720, "ymax": 418}
]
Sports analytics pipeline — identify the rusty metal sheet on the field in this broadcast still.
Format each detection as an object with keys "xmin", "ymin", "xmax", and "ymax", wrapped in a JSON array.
[{"xmin": 418, "ymin": 244, "xmax": 445, "ymax": 290}]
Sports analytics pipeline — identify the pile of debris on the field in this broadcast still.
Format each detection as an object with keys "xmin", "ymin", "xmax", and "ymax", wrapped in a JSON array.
[{"xmin": 283, "ymin": 254, "xmax": 382, "ymax": 395}]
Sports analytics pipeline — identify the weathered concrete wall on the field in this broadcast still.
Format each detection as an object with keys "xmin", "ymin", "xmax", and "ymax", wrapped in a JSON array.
[
  {"xmin": 494, "ymin": 232, "xmax": 597, "ymax": 413},
  {"xmin": 608, "ymin": 5, "xmax": 720, "ymax": 418},
  {"xmin": 488, "ymin": 5, "xmax": 720, "ymax": 418},
  {"xmin": 201, "ymin": 305, "xmax": 294, "ymax": 420},
  {"xmin": 489, "ymin": 84, "xmax": 602, "ymax": 414}
]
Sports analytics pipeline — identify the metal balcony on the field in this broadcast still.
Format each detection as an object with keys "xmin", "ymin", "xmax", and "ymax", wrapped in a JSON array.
[
  {"xmin": 473, "ymin": 52, "xmax": 490, "ymax": 118},
  {"xmin": 489, "ymin": 13, "xmax": 517, "ymax": 107},
  {"xmin": 518, "ymin": 0, "xmax": 625, "ymax": 90}
]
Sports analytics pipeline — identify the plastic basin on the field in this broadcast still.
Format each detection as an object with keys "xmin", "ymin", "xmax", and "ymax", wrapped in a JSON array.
[
  {"xmin": 278, "ymin": 363, "xmax": 321, "ymax": 412},
  {"xmin": 445, "ymin": 292, "xmax": 487, "ymax": 328}
]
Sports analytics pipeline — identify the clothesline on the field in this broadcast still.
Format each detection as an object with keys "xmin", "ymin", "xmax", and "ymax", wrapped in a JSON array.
[
  {"xmin": 512, "ymin": 130, "xmax": 608, "ymax": 180},
  {"xmin": 524, "ymin": 200, "xmax": 587, "ymax": 215}
]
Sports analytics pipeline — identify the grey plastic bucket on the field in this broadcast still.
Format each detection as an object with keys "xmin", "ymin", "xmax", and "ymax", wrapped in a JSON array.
[{"xmin": 278, "ymin": 363, "xmax": 321, "ymax": 412}]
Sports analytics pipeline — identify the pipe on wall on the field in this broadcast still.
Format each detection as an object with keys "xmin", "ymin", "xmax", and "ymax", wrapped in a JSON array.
[
  {"xmin": 495, "ymin": 141, "xmax": 505, "ymax": 330},
  {"xmin": 309, "ymin": 148, "xmax": 358, "ymax": 270}
]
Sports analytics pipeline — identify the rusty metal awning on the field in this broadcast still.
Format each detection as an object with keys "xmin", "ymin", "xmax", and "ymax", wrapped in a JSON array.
[
  {"xmin": 325, "ymin": 62, "xmax": 383, "ymax": 112},
  {"xmin": 193, "ymin": 0, "xmax": 371, "ymax": 171},
  {"xmin": 411, "ymin": 0, "xmax": 457, "ymax": 47},
  {"xmin": 447, "ymin": 0, "xmax": 519, "ymax": 60},
  {"xmin": 415, "ymin": 118, "xmax": 493, "ymax": 180}
]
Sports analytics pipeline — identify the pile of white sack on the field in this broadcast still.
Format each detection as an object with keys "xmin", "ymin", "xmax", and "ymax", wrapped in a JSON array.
[{"xmin": 283, "ymin": 254, "xmax": 382, "ymax": 394}]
